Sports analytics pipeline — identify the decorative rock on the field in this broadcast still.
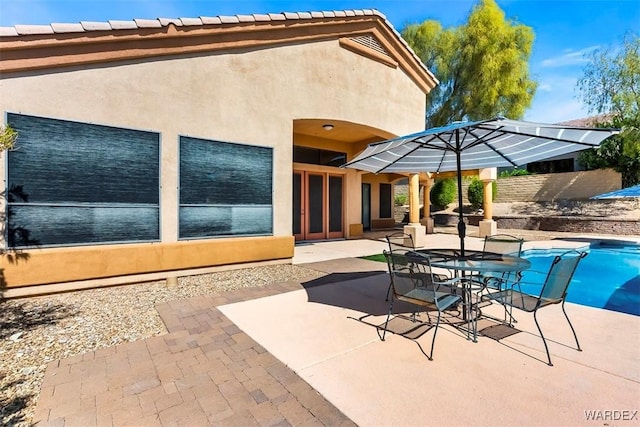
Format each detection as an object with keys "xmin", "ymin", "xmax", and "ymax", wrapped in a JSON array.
[{"xmin": 9, "ymin": 332, "xmax": 22, "ymax": 341}]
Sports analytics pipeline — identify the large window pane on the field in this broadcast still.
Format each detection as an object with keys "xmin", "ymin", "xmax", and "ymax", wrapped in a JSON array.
[
  {"xmin": 8, "ymin": 113, "xmax": 159, "ymax": 204},
  {"xmin": 179, "ymin": 137, "xmax": 273, "ymax": 238},
  {"xmin": 380, "ymin": 183, "xmax": 392, "ymax": 218},
  {"xmin": 9, "ymin": 205, "xmax": 159, "ymax": 246},
  {"xmin": 308, "ymin": 174, "xmax": 324, "ymax": 234},
  {"xmin": 329, "ymin": 176, "xmax": 343, "ymax": 232},
  {"xmin": 293, "ymin": 146, "xmax": 346, "ymax": 167},
  {"xmin": 293, "ymin": 173, "xmax": 302, "ymax": 235},
  {"xmin": 6, "ymin": 113, "xmax": 160, "ymax": 247}
]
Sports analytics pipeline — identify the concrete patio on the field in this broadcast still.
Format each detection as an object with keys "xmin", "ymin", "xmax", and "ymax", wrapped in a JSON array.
[{"xmin": 34, "ymin": 232, "xmax": 640, "ymax": 426}]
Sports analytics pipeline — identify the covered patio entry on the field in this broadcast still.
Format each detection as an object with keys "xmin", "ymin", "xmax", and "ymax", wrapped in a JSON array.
[{"xmin": 292, "ymin": 119, "xmax": 396, "ymax": 241}]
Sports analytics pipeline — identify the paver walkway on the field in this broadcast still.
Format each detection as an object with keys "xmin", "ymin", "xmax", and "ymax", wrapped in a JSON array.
[{"xmin": 34, "ymin": 280, "xmax": 355, "ymax": 426}]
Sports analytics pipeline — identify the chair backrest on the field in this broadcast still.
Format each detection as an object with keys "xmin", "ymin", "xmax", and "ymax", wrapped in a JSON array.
[
  {"xmin": 383, "ymin": 250, "xmax": 438, "ymax": 298},
  {"xmin": 385, "ymin": 232, "xmax": 415, "ymax": 253},
  {"xmin": 483, "ymin": 234, "xmax": 524, "ymax": 257},
  {"xmin": 539, "ymin": 250, "xmax": 588, "ymax": 302}
]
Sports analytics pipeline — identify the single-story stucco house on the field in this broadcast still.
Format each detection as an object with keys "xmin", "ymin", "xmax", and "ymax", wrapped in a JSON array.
[{"xmin": 0, "ymin": 9, "xmax": 438, "ymax": 296}]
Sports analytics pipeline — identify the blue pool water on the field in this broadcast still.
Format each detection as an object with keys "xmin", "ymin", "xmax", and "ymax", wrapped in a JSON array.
[{"xmin": 519, "ymin": 241, "xmax": 640, "ymax": 316}]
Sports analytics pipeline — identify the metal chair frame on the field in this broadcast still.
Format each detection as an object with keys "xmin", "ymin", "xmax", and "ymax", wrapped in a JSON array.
[
  {"xmin": 384, "ymin": 232, "xmax": 415, "ymax": 301},
  {"xmin": 380, "ymin": 250, "xmax": 462, "ymax": 360},
  {"xmin": 480, "ymin": 234, "xmax": 525, "ymax": 290},
  {"xmin": 485, "ymin": 250, "xmax": 587, "ymax": 366},
  {"xmin": 473, "ymin": 234, "xmax": 525, "ymax": 324}
]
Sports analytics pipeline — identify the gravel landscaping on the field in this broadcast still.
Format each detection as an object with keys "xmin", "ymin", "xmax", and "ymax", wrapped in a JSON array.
[{"xmin": 0, "ymin": 264, "xmax": 325, "ymax": 427}]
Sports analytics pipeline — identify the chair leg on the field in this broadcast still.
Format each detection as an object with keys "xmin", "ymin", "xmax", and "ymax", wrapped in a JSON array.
[
  {"xmin": 478, "ymin": 286, "xmax": 518, "ymax": 326},
  {"xmin": 533, "ymin": 309, "xmax": 553, "ymax": 366},
  {"xmin": 378, "ymin": 299, "xmax": 394, "ymax": 341},
  {"xmin": 562, "ymin": 300, "xmax": 582, "ymax": 352},
  {"xmin": 427, "ymin": 311, "xmax": 440, "ymax": 361},
  {"xmin": 385, "ymin": 281, "xmax": 392, "ymax": 302}
]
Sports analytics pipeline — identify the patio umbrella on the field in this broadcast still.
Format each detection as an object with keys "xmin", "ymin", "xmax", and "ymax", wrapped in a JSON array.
[{"xmin": 342, "ymin": 117, "xmax": 619, "ymax": 255}]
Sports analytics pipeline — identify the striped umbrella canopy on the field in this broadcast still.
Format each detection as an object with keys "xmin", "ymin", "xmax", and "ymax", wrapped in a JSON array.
[{"xmin": 343, "ymin": 117, "xmax": 619, "ymax": 254}]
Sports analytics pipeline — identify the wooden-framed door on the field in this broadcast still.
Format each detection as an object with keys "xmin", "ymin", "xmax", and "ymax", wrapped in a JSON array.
[{"xmin": 293, "ymin": 171, "xmax": 343, "ymax": 241}]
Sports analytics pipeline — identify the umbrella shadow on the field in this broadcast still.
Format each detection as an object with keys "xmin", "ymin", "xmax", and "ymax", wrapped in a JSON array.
[
  {"xmin": 301, "ymin": 271, "xmax": 393, "ymax": 316},
  {"xmin": 301, "ymin": 270, "xmax": 466, "ymax": 333},
  {"xmin": 302, "ymin": 270, "xmax": 472, "ymax": 317},
  {"xmin": 302, "ymin": 271, "xmax": 442, "ymax": 316}
]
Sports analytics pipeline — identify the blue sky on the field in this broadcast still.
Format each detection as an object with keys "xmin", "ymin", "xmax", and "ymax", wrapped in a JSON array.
[{"xmin": 1, "ymin": 0, "xmax": 638, "ymax": 123}]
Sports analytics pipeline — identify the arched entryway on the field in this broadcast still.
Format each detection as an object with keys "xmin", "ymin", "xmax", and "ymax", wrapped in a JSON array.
[{"xmin": 292, "ymin": 119, "xmax": 394, "ymax": 241}]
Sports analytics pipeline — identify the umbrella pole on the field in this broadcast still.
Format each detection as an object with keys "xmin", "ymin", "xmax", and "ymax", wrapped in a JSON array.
[
  {"xmin": 455, "ymin": 133, "xmax": 469, "ymax": 326},
  {"xmin": 455, "ymin": 133, "xmax": 466, "ymax": 257}
]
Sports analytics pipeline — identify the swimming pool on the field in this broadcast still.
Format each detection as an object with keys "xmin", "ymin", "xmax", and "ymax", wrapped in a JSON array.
[{"xmin": 519, "ymin": 240, "xmax": 640, "ymax": 316}]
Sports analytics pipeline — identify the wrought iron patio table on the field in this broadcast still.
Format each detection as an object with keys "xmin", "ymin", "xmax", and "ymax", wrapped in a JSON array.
[{"xmin": 415, "ymin": 249, "xmax": 532, "ymax": 341}]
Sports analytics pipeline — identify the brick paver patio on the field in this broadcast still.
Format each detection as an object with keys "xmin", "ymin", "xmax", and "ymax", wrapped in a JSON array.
[{"xmin": 34, "ymin": 280, "xmax": 355, "ymax": 426}]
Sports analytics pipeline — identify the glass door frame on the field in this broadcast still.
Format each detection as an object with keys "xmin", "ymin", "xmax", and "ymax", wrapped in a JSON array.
[{"xmin": 293, "ymin": 169, "xmax": 344, "ymax": 241}]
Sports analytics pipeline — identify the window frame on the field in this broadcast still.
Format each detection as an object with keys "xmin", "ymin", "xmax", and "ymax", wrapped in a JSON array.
[
  {"xmin": 4, "ymin": 112, "xmax": 162, "ymax": 248},
  {"xmin": 178, "ymin": 135, "xmax": 274, "ymax": 240}
]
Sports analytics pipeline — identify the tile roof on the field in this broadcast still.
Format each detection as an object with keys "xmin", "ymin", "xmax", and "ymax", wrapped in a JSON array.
[
  {"xmin": 0, "ymin": 9, "xmax": 437, "ymax": 88},
  {"xmin": 0, "ymin": 9, "xmax": 381, "ymax": 37}
]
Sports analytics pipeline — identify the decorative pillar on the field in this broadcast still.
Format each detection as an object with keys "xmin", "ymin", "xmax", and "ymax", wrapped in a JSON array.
[
  {"xmin": 420, "ymin": 177, "xmax": 435, "ymax": 234},
  {"xmin": 404, "ymin": 173, "xmax": 427, "ymax": 247},
  {"xmin": 483, "ymin": 180, "xmax": 493, "ymax": 220},
  {"xmin": 478, "ymin": 167, "xmax": 497, "ymax": 237}
]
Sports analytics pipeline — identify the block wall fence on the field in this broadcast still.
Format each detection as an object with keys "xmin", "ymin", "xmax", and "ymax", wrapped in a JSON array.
[
  {"xmin": 396, "ymin": 169, "xmax": 622, "ymax": 204},
  {"xmin": 482, "ymin": 168, "xmax": 621, "ymax": 203}
]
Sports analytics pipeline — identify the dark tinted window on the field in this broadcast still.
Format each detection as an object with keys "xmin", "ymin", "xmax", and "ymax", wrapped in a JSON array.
[
  {"xmin": 7, "ymin": 113, "xmax": 160, "ymax": 247},
  {"xmin": 179, "ymin": 136, "xmax": 273, "ymax": 238}
]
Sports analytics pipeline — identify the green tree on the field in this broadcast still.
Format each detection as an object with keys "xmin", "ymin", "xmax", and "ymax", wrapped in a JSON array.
[
  {"xmin": 0, "ymin": 125, "xmax": 17, "ymax": 151},
  {"xmin": 402, "ymin": 0, "xmax": 537, "ymax": 127},
  {"xmin": 577, "ymin": 33, "xmax": 640, "ymax": 187}
]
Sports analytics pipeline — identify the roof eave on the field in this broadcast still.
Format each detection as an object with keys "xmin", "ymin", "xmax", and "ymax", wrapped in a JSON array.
[{"xmin": 0, "ymin": 10, "xmax": 437, "ymax": 93}]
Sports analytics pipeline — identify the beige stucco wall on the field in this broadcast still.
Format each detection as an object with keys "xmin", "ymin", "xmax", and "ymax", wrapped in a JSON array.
[
  {"xmin": 1, "ymin": 39, "xmax": 424, "ymax": 240},
  {"xmin": 0, "ymin": 38, "xmax": 426, "ymax": 290}
]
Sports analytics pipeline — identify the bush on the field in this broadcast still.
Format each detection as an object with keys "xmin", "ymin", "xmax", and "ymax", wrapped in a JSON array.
[
  {"xmin": 394, "ymin": 193, "xmax": 407, "ymax": 206},
  {"xmin": 430, "ymin": 178, "xmax": 456, "ymax": 209},
  {"xmin": 499, "ymin": 168, "xmax": 531, "ymax": 177},
  {"xmin": 467, "ymin": 177, "xmax": 497, "ymax": 210}
]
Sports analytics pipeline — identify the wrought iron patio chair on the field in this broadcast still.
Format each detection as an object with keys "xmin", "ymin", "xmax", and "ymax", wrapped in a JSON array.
[
  {"xmin": 478, "ymin": 234, "xmax": 525, "ymax": 290},
  {"xmin": 484, "ymin": 250, "xmax": 587, "ymax": 366},
  {"xmin": 384, "ymin": 232, "xmax": 451, "ymax": 301},
  {"xmin": 380, "ymin": 250, "xmax": 462, "ymax": 360},
  {"xmin": 383, "ymin": 232, "xmax": 416, "ymax": 301},
  {"xmin": 470, "ymin": 234, "xmax": 525, "ymax": 323}
]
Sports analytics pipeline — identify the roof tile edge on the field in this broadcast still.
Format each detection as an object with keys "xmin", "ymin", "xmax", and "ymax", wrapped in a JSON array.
[
  {"xmin": 0, "ymin": 8, "xmax": 437, "ymax": 87},
  {"xmin": 0, "ymin": 9, "xmax": 388, "ymax": 37}
]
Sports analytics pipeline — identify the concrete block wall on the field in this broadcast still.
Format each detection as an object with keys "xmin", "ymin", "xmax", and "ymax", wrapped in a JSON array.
[
  {"xmin": 396, "ymin": 169, "xmax": 621, "ymax": 206},
  {"xmin": 494, "ymin": 169, "xmax": 621, "ymax": 202}
]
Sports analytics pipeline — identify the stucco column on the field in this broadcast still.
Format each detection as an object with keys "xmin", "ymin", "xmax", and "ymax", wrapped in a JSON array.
[
  {"xmin": 404, "ymin": 173, "xmax": 426, "ymax": 247},
  {"xmin": 407, "ymin": 173, "xmax": 420, "ymax": 224},
  {"xmin": 483, "ymin": 179, "xmax": 493, "ymax": 220},
  {"xmin": 420, "ymin": 177, "xmax": 434, "ymax": 234},
  {"xmin": 478, "ymin": 168, "xmax": 497, "ymax": 237}
]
